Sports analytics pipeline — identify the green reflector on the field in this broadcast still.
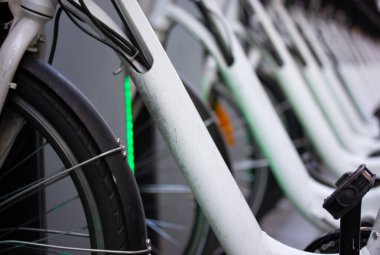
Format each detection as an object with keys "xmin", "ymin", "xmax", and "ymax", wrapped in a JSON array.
[{"xmin": 124, "ymin": 76, "xmax": 135, "ymax": 173}]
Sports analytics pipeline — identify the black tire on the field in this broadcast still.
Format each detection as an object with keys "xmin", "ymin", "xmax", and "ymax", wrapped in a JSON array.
[
  {"xmin": 133, "ymin": 80, "xmax": 231, "ymax": 255},
  {"xmin": 0, "ymin": 57, "xmax": 148, "ymax": 254}
]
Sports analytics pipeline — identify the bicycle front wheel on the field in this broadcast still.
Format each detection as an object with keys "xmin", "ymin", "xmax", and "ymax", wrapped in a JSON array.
[{"xmin": 0, "ymin": 57, "xmax": 148, "ymax": 254}]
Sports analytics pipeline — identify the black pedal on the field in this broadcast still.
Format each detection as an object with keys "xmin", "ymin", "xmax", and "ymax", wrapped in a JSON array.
[{"xmin": 323, "ymin": 164, "xmax": 376, "ymax": 219}]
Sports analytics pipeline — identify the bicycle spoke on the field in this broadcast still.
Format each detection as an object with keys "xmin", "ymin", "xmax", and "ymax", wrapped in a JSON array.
[
  {"xmin": 0, "ymin": 146, "xmax": 123, "ymax": 210},
  {"xmin": 0, "ymin": 227, "xmax": 88, "ymax": 238},
  {"xmin": 143, "ymin": 195, "xmax": 196, "ymax": 210},
  {"xmin": 146, "ymin": 219, "xmax": 181, "ymax": 246},
  {"xmin": 0, "ymin": 195, "xmax": 80, "ymax": 239},
  {"xmin": 0, "ymin": 226, "xmax": 89, "ymax": 254},
  {"xmin": 233, "ymin": 158, "xmax": 269, "ymax": 171},
  {"xmin": 0, "ymin": 166, "xmax": 65, "ymax": 202},
  {"xmin": 0, "ymin": 140, "xmax": 48, "ymax": 181},
  {"xmin": 0, "ymin": 240, "xmax": 151, "ymax": 254},
  {"xmin": 139, "ymin": 184, "xmax": 191, "ymax": 194}
]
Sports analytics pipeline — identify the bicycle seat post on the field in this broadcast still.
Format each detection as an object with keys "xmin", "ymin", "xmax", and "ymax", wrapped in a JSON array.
[{"xmin": 323, "ymin": 164, "xmax": 376, "ymax": 255}]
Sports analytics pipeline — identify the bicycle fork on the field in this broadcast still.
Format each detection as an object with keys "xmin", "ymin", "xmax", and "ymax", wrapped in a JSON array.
[
  {"xmin": 0, "ymin": 0, "xmax": 55, "ymax": 113},
  {"xmin": 0, "ymin": 1, "xmax": 56, "ymax": 167}
]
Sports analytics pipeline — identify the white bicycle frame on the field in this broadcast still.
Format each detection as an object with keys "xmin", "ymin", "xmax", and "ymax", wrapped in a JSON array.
[
  {"xmin": 316, "ymin": 17, "xmax": 380, "ymax": 124},
  {"xmin": 1, "ymin": 0, "xmax": 380, "ymax": 254},
  {"xmin": 224, "ymin": 0, "xmax": 380, "ymax": 177},
  {"xmin": 267, "ymin": 1, "xmax": 380, "ymax": 156},
  {"xmin": 288, "ymin": 7, "xmax": 379, "ymax": 139},
  {"xmin": 148, "ymin": 0, "xmax": 380, "ymax": 236},
  {"xmin": 336, "ymin": 24, "xmax": 380, "ymax": 108}
]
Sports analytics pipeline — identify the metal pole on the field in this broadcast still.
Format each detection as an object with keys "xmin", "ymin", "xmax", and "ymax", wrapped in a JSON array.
[{"xmin": 340, "ymin": 201, "xmax": 361, "ymax": 255}]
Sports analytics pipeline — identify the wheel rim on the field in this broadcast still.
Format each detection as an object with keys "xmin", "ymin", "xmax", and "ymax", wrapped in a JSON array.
[{"xmin": 0, "ymin": 95, "xmax": 104, "ymax": 254}]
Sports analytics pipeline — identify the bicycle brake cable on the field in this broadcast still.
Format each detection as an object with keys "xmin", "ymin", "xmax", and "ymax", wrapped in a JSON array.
[
  {"xmin": 56, "ymin": 0, "xmax": 147, "ymax": 72},
  {"xmin": 48, "ymin": 7, "xmax": 63, "ymax": 65}
]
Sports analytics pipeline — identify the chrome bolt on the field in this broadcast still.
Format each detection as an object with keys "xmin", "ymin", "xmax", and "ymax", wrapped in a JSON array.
[
  {"xmin": 372, "ymin": 231, "xmax": 379, "ymax": 240},
  {"xmin": 116, "ymin": 138, "xmax": 127, "ymax": 158},
  {"xmin": 120, "ymin": 144, "xmax": 126, "ymax": 158}
]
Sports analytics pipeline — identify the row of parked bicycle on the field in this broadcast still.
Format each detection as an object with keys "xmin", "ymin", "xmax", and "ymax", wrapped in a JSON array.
[
  {"xmin": 1, "ymin": 0, "xmax": 380, "ymax": 254},
  {"xmin": 133, "ymin": 0, "xmax": 380, "ymax": 254}
]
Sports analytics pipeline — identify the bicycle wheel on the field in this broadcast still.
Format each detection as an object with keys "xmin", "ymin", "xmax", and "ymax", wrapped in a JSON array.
[
  {"xmin": 133, "ymin": 80, "xmax": 231, "ymax": 255},
  {"xmin": 0, "ymin": 57, "xmax": 148, "ymax": 254},
  {"xmin": 208, "ymin": 83, "xmax": 283, "ymax": 221}
]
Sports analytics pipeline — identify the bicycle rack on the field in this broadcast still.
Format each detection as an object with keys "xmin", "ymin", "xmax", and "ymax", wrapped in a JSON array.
[{"xmin": 323, "ymin": 164, "xmax": 376, "ymax": 255}]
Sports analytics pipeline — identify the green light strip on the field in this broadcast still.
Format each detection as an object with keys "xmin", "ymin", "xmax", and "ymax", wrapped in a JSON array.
[{"xmin": 124, "ymin": 76, "xmax": 135, "ymax": 173}]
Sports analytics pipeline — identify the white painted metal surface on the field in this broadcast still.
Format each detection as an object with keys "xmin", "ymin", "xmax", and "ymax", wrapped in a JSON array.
[
  {"xmin": 270, "ymin": 1, "xmax": 380, "ymax": 156},
  {"xmin": 291, "ymin": 10, "xmax": 379, "ymax": 138},
  {"xmin": 0, "ymin": 2, "xmax": 48, "ymax": 113}
]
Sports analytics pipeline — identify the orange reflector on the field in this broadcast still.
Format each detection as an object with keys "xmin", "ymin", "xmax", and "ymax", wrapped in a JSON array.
[{"xmin": 214, "ymin": 101, "xmax": 235, "ymax": 145}]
